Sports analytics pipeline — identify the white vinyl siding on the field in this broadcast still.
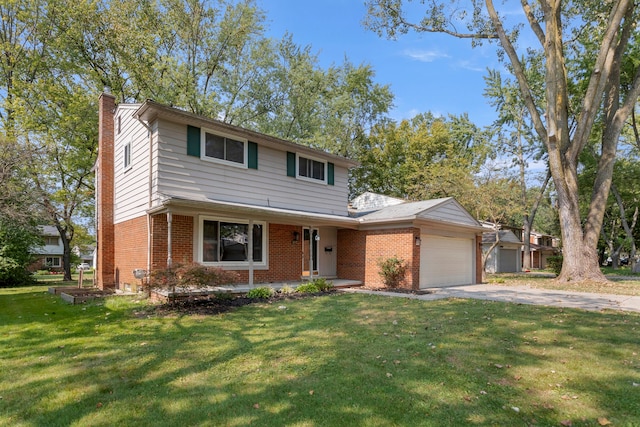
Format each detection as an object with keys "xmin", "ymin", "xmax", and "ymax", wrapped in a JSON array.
[
  {"xmin": 113, "ymin": 104, "xmax": 151, "ymax": 223},
  {"xmin": 420, "ymin": 235, "xmax": 473, "ymax": 287},
  {"xmin": 154, "ymin": 121, "xmax": 350, "ymax": 216},
  {"xmin": 420, "ymin": 200, "xmax": 480, "ymax": 226}
]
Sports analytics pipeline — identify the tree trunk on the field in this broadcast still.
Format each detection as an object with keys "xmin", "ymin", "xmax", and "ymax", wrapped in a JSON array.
[
  {"xmin": 57, "ymin": 225, "xmax": 73, "ymax": 281},
  {"xmin": 522, "ymin": 217, "xmax": 531, "ymax": 270},
  {"xmin": 522, "ymin": 172, "xmax": 551, "ymax": 270},
  {"xmin": 554, "ymin": 188, "xmax": 607, "ymax": 281}
]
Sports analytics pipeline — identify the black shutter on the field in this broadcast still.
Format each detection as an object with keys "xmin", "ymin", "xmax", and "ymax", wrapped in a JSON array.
[
  {"xmin": 287, "ymin": 152, "xmax": 296, "ymax": 177},
  {"xmin": 248, "ymin": 142, "xmax": 258, "ymax": 169},
  {"xmin": 187, "ymin": 125, "xmax": 201, "ymax": 157},
  {"xmin": 328, "ymin": 162, "xmax": 334, "ymax": 185}
]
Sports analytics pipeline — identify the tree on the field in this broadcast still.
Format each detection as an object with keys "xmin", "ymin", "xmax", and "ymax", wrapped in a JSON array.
[
  {"xmin": 365, "ymin": 0, "xmax": 640, "ymax": 282},
  {"xmin": 0, "ymin": 0, "xmax": 393, "ymax": 281},
  {"xmin": 350, "ymin": 113, "xmax": 489, "ymax": 201},
  {"xmin": 484, "ymin": 68, "xmax": 552, "ymax": 270}
]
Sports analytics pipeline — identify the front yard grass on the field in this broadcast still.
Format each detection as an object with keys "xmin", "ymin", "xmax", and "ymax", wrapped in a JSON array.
[
  {"xmin": 1, "ymin": 284, "xmax": 639, "ymax": 426},
  {"xmin": 487, "ymin": 271, "xmax": 640, "ymax": 296}
]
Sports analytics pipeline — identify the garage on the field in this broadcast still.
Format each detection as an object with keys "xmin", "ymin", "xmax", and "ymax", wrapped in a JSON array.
[
  {"xmin": 420, "ymin": 235, "xmax": 474, "ymax": 287},
  {"xmin": 498, "ymin": 248, "xmax": 519, "ymax": 273}
]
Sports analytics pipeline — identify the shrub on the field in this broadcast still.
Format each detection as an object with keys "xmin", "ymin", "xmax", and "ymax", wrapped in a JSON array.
[
  {"xmin": 247, "ymin": 286, "xmax": 274, "ymax": 299},
  {"xmin": 149, "ymin": 263, "xmax": 240, "ymax": 300},
  {"xmin": 296, "ymin": 283, "xmax": 320, "ymax": 293},
  {"xmin": 279, "ymin": 285, "xmax": 296, "ymax": 294},
  {"xmin": 547, "ymin": 255, "xmax": 563, "ymax": 276},
  {"xmin": 310, "ymin": 277, "xmax": 333, "ymax": 291},
  {"xmin": 377, "ymin": 256, "xmax": 407, "ymax": 288}
]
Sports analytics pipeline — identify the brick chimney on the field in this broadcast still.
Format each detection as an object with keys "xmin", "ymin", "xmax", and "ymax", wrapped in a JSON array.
[{"xmin": 96, "ymin": 92, "xmax": 116, "ymax": 290}]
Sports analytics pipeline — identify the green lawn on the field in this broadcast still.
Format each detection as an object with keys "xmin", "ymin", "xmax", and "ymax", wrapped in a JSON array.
[
  {"xmin": 1, "ymin": 284, "xmax": 639, "ymax": 426},
  {"xmin": 487, "ymin": 271, "xmax": 640, "ymax": 296}
]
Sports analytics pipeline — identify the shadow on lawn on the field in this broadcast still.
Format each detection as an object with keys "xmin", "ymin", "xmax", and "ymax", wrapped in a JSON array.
[{"xmin": 2, "ymin": 290, "xmax": 640, "ymax": 426}]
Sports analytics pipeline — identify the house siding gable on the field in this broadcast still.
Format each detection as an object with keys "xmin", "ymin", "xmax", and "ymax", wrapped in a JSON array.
[
  {"xmin": 154, "ymin": 120, "xmax": 350, "ymax": 216},
  {"xmin": 114, "ymin": 104, "xmax": 151, "ymax": 224},
  {"xmin": 419, "ymin": 200, "xmax": 480, "ymax": 227}
]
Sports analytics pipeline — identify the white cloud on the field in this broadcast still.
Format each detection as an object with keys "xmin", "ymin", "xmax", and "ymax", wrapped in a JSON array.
[
  {"xmin": 402, "ymin": 49, "xmax": 450, "ymax": 62},
  {"xmin": 455, "ymin": 60, "xmax": 485, "ymax": 72}
]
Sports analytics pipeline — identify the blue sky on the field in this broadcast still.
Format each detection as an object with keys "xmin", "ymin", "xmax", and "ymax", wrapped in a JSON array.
[{"xmin": 259, "ymin": 0, "xmax": 505, "ymax": 127}]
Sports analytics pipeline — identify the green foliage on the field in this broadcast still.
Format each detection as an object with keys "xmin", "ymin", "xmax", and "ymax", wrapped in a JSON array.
[
  {"xmin": 377, "ymin": 256, "xmax": 407, "ymax": 288},
  {"xmin": 0, "ymin": 219, "xmax": 40, "ymax": 287},
  {"xmin": 350, "ymin": 113, "xmax": 489, "ymax": 202},
  {"xmin": 149, "ymin": 263, "xmax": 240, "ymax": 295},
  {"xmin": 279, "ymin": 285, "xmax": 296, "ymax": 294},
  {"xmin": 246, "ymin": 286, "xmax": 274, "ymax": 299},
  {"xmin": 547, "ymin": 256, "xmax": 563, "ymax": 276},
  {"xmin": 295, "ymin": 283, "xmax": 320, "ymax": 293},
  {"xmin": 310, "ymin": 277, "xmax": 333, "ymax": 291}
]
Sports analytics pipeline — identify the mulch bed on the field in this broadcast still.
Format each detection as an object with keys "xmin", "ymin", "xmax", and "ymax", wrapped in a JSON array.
[
  {"xmin": 147, "ymin": 287, "xmax": 436, "ymax": 317},
  {"xmin": 360, "ymin": 286, "xmax": 434, "ymax": 295},
  {"xmin": 149, "ymin": 290, "xmax": 338, "ymax": 316}
]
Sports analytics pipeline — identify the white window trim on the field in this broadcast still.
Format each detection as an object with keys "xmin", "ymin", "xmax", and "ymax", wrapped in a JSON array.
[
  {"xmin": 45, "ymin": 256, "xmax": 61, "ymax": 267},
  {"xmin": 296, "ymin": 153, "xmax": 327, "ymax": 184},
  {"xmin": 123, "ymin": 139, "xmax": 132, "ymax": 172},
  {"xmin": 197, "ymin": 216, "xmax": 268, "ymax": 269},
  {"xmin": 201, "ymin": 128, "xmax": 248, "ymax": 169}
]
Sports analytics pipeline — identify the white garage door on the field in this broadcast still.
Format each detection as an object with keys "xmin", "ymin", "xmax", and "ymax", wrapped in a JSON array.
[{"xmin": 420, "ymin": 235, "xmax": 473, "ymax": 288}]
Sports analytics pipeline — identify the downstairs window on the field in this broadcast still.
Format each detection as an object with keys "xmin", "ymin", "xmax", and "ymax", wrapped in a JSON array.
[{"xmin": 201, "ymin": 218, "xmax": 265, "ymax": 265}]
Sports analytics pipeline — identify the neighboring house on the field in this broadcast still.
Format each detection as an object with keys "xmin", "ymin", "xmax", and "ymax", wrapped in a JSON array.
[
  {"xmin": 528, "ymin": 231, "xmax": 560, "ymax": 269},
  {"xmin": 94, "ymin": 93, "xmax": 485, "ymax": 292},
  {"xmin": 73, "ymin": 245, "xmax": 95, "ymax": 268},
  {"xmin": 31, "ymin": 226, "xmax": 65, "ymax": 271},
  {"xmin": 481, "ymin": 222, "xmax": 523, "ymax": 273}
]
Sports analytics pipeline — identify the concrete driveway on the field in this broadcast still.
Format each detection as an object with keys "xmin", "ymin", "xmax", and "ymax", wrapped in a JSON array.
[{"xmin": 343, "ymin": 284, "xmax": 640, "ymax": 313}]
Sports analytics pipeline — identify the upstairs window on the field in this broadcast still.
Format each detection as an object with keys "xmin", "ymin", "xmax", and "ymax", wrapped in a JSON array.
[
  {"xmin": 204, "ymin": 131, "xmax": 245, "ymax": 165},
  {"xmin": 298, "ymin": 156, "xmax": 325, "ymax": 182},
  {"xmin": 44, "ymin": 237, "xmax": 59, "ymax": 246},
  {"xmin": 123, "ymin": 141, "xmax": 132, "ymax": 171}
]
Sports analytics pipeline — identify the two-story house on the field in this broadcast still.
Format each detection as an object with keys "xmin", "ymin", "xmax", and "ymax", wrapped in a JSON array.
[
  {"xmin": 528, "ymin": 231, "xmax": 560, "ymax": 269},
  {"xmin": 31, "ymin": 226, "xmax": 65, "ymax": 271},
  {"xmin": 95, "ymin": 93, "xmax": 485, "ymax": 292}
]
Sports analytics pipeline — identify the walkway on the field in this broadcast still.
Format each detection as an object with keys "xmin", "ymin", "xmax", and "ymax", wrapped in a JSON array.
[{"xmin": 342, "ymin": 284, "xmax": 640, "ymax": 313}]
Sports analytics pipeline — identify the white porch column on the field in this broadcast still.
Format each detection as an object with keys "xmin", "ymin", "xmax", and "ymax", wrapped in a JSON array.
[
  {"xmin": 166, "ymin": 212, "xmax": 173, "ymax": 267},
  {"xmin": 248, "ymin": 220, "xmax": 254, "ymax": 286}
]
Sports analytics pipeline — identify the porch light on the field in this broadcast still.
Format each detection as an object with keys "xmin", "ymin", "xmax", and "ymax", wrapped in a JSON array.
[
  {"xmin": 415, "ymin": 236, "xmax": 421, "ymax": 246},
  {"xmin": 292, "ymin": 231, "xmax": 300, "ymax": 243}
]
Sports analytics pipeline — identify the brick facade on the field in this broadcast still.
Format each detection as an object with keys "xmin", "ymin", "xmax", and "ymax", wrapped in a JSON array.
[
  {"xmin": 337, "ymin": 227, "xmax": 420, "ymax": 289},
  {"xmin": 148, "ymin": 218, "xmax": 303, "ymax": 284},
  {"xmin": 476, "ymin": 235, "xmax": 483, "ymax": 284},
  {"xmin": 96, "ymin": 92, "xmax": 115, "ymax": 290},
  {"xmin": 113, "ymin": 216, "xmax": 148, "ymax": 288},
  {"xmin": 150, "ymin": 214, "xmax": 194, "ymax": 269}
]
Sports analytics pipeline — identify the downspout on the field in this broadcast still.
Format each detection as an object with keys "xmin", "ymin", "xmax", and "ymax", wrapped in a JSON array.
[
  {"xmin": 167, "ymin": 211, "xmax": 173, "ymax": 267},
  {"xmin": 309, "ymin": 227, "xmax": 315, "ymax": 278},
  {"xmin": 134, "ymin": 114, "xmax": 154, "ymax": 280},
  {"xmin": 248, "ymin": 219, "xmax": 254, "ymax": 286}
]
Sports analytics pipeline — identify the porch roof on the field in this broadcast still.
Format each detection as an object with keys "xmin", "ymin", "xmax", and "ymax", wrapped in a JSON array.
[{"xmin": 148, "ymin": 192, "xmax": 360, "ymax": 228}]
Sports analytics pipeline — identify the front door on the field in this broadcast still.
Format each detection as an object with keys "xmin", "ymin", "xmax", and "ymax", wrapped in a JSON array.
[{"xmin": 302, "ymin": 228, "xmax": 319, "ymax": 277}]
